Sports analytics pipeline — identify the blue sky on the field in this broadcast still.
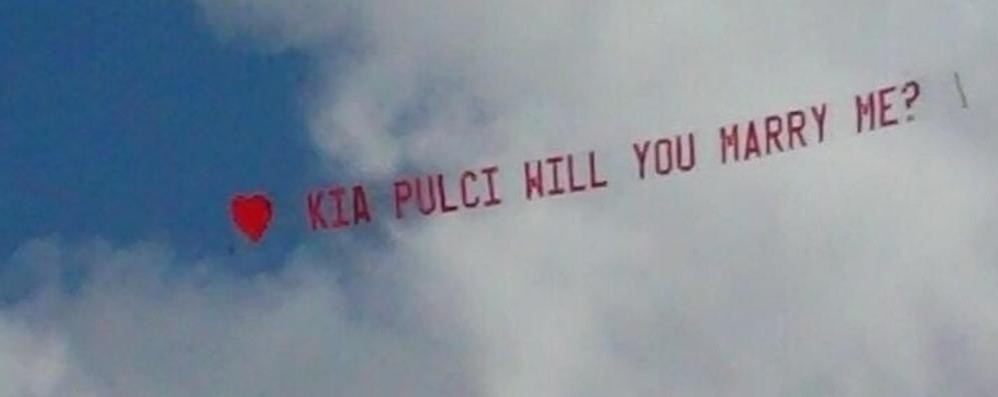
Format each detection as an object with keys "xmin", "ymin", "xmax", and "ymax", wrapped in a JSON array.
[{"xmin": 1, "ymin": 1, "xmax": 318, "ymax": 264}]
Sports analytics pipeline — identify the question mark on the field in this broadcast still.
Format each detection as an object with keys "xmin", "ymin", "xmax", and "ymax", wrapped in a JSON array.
[{"xmin": 902, "ymin": 80, "xmax": 920, "ymax": 122}]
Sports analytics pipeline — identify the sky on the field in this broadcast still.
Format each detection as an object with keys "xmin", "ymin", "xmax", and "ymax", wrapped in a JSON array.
[
  {"xmin": 2, "ymin": 1, "xmax": 998, "ymax": 396},
  {"xmin": 0, "ymin": 0, "xmax": 317, "ymax": 265}
]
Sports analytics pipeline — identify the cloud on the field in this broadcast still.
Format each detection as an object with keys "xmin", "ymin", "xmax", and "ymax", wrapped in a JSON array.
[
  {"xmin": 0, "ymin": 240, "xmax": 475, "ymax": 396},
  {"xmin": 3, "ymin": 1, "xmax": 998, "ymax": 396},
  {"xmin": 195, "ymin": 0, "xmax": 998, "ymax": 175}
]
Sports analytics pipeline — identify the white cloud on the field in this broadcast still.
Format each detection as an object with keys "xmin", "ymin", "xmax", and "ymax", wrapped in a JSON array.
[
  {"xmin": 0, "ymin": 319, "xmax": 71, "ymax": 397},
  {"xmin": 3, "ymin": 1, "xmax": 997, "ymax": 396},
  {"xmin": 0, "ymin": 241, "xmax": 474, "ymax": 396}
]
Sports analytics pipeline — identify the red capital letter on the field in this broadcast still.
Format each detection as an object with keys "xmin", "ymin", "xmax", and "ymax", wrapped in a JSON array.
[
  {"xmin": 394, "ymin": 180, "xmax": 412, "ymax": 219},
  {"xmin": 307, "ymin": 191, "xmax": 327, "ymax": 230}
]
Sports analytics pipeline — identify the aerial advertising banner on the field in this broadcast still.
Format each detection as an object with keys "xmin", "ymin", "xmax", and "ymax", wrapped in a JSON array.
[{"xmin": 231, "ymin": 73, "xmax": 968, "ymax": 244}]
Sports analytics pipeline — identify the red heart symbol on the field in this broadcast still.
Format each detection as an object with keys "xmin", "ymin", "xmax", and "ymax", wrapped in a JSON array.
[{"xmin": 230, "ymin": 193, "xmax": 273, "ymax": 243}]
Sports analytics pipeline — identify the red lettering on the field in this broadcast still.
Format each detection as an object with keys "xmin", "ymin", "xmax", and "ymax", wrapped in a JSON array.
[
  {"xmin": 589, "ymin": 151, "xmax": 608, "ymax": 189},
  {"xmin": 720, "ymin": 124, "xmax": 739, "ymax": 164},
  {"xmin": 676, "ymin": 133, "xmax": 696, "ymax": 172},
  {"xmin": 786, "ymin": 110, "xmax": 807, "ymax": 149},
  {"xmin": 632, "ymin": 141, "xmax": 651, "ymax": 179},
  {"xmin": 328, "ymin": 186, "xmax": 349, "ymax": 228},
  {"xmin": 764, "ymin": 115, "xmax": 783, "ymax": 154},
  {"xmin": 307, "ymin": 191, "xmax": 327, "ymax": 230},
  {"xmin": 393, "ymin": 180, "xmax": 412, "ymax": 219},
  {"xmin": 524, "ymin": 160, "xmax": 544, "ymax": 200},
  {"xmin": 547, "ymin": 156, "xmax": 565, "ymax": 196},
  {"xmin": 352, "ymin": 185, "xmax": 371, "ymax": 225},
  {"xmin": 744, "ymin": 121, "xmax": 761, "ymax": 160},
  {"xmin": 460, "ymin": 171, "xmax": 479, "ymax": 208},
  {"xmin": 566, "ymin": 155, "xmax": 587, "ymax": 192},
  {"xmin": 856, "ymin": 92, "xmax": 875, "ymax": 133},
  {"xmin": 438, "ymin": 174, "xmax": 458, "ymax": 213},
  {"xmin": 415, "ymin": 176, "xmax": 437, "ymax": 215},
  {"xmin": 654, "ymin": 138, "xmax": 672, "ymax": 175},
  {"xmin": 878, "ymin": 86, "xmax": 898, "ymax": 127},
  {"xmin": 811, "ymin": 103, "xmax": 827, "ymax": 143},
  {"xmin": 482, "ymin": 166, "xmax": 502, "ymax": 207}
]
